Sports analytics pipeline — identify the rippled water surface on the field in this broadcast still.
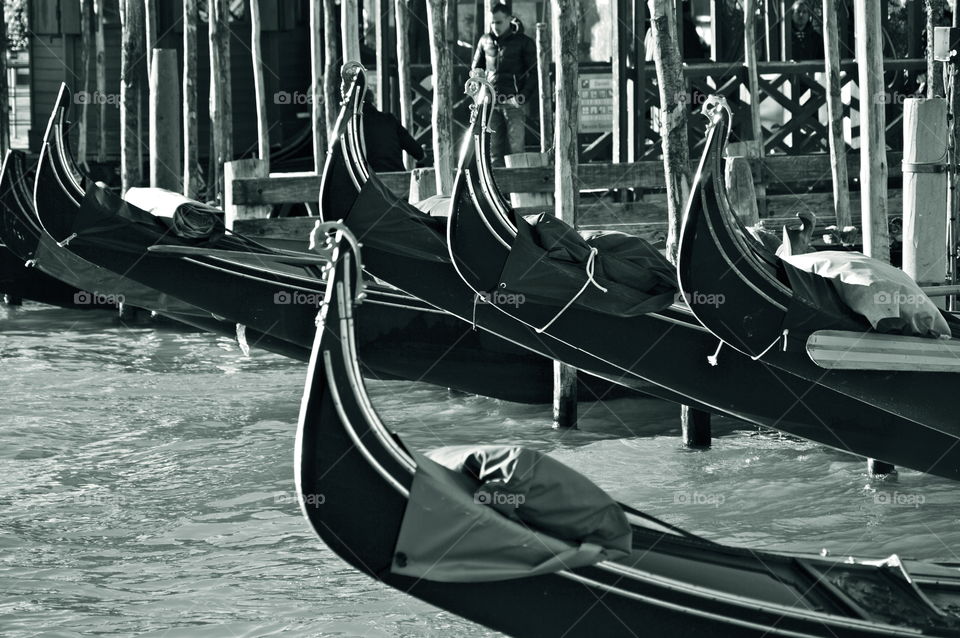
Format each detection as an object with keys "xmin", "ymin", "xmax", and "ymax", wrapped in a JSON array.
[{"xmin": 2, "ymin": 302, "xmax": 959, "ymax": 637}]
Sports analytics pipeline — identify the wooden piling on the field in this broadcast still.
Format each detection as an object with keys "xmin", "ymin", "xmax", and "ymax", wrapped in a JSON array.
[
  {"xmin": 926, "ymin": 0, "xmax": 945, "ymax": 98},
  {"xmin": 948, "ymin": 16, "xmax": 960, "ymax": 305},
  {"xmin": 374, "ymin": 0, "xmax": 389, "ymax": 110},
  {"xmin": 854, "ymin": 0, "xmax": 890, "ymax": 262},
  {"xmin": 652, "ymin": 0, "xmax": 710, "ymax": 445},
  {"xmin": 250, "ymin": 0, "xmax": 270, "ymax": 166},
  {"xmin": 823, "ymin": 0, "xmax": 852, "ymax": 228},
  {"xmin": 208, "ymin": 0, "xmax": 233, "ymax": 205},
  {"xmin": 183, "ymin": 0, "xmax": 199, "ymax": 198},
  {"xmin": 535, "ymin": 23, "xmax": 552, "ymax": 153},
  {"xmin": 341, "ymin": 0, "xmax": 361, "ymax": 62},
  {"xmin": 426, "ymin": 0, "xmax": 453, "ymax": 196},
  {"xmin": 868, "ymin": 459, "xmax": 897, "ymax": 478},
  {"xmin": 0, "ymin": 5, "xmax": 8, "ymax": 155},
  {"xmin": 310, "ymin": 0, "xmax": 326, "ymax": 173},
  {"xmin": 742, "ymin": 0, "xmax": 766, "ymax": 216},
  {"xmin": 551, "ymin": 0, "xmax": 580, "ymax": 429},
  {"xmin": 395, "ymin": 0, "xmax": 414, "ymax": 169},
  {"xmin": 149, "ymin": 49, "xmax": 181, "ymax": 191},
  {"xmin": 94, "ymin": 0, "xmax": 106, "ymax": 163},
  {"xmin": 612, "ymin": 0, "xmax": 629, "ymax": 166},
  {"xmin": 119, "ymin": 0, "xmax": 145, "ymax": 193},
  {"xmin": 224, "ymin": 159, "xmax": 271, "ymax": 229},
  {"xmin": 902, "ymin": 98, "xmax": 948, "ymax": 298},
  {"xmin": 323, "ymin": 0, "xmax": 339, "ymax": 135},
  {"xmin": 78, "ymin": 0, "xmax": 93, "ymax": 165},
  {"xmin": 145, "ymin": 0, "xmax": 157, "ymax": 72}
]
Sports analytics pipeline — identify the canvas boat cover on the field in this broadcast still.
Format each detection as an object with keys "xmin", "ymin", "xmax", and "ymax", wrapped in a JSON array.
[
  {"xmin": 498, "ymin": 214, "xmax": 678, "ymax": 317},
  {"xmin": 391, "ymin": 445, "xmax": 631, "ymax": 583},
  {"xmin": 123, "ymin": 187, "xmax": 225, "ymax": 240}
]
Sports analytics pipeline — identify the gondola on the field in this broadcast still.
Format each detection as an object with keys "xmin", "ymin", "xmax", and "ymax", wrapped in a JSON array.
[
  {"xmin": 322, "ymin": 63, "xmax": 960, "ymax": 479},
  {"xmin": 297, "ymin": 224, "xmax": 960, "ymax": 638},
  {"xmin": 34, "ymin": 84, "xmax": 633, "ymax": 404},
  {"xmin": 676, "ymin": 96, "xmax": 960, "ymax": 446}
]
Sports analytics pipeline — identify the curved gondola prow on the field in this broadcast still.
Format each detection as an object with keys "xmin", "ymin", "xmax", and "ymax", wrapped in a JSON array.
[
  {"xmin": 0, "ymin": 150, "xmax": 40, "ymax": 258},
  {"xmin": 318, "ymin": 62, "xmax": 369, "ymax": 222},
  {"xmin": 33, "ymin": 131, "xmax": 83, "ymax": 243},
  {"xmin": 54, "ymin": 101, "xmax": 85, "ymax": 195},
  {"xmin": 295, "ymin": 224, "xmax": 416, "ymax": 577}
]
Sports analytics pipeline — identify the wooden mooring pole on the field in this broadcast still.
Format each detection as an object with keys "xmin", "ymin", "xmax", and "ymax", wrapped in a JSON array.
[
  {"xmin": 823, "ymin": 0, "xmax": 852, "ymax": 228},
  {"xmin": 742, "ymin": 0, "xmax": 766, "ymax": 217},
  {"xmin": 208, "ymin": 0, "xmax": 232, "ymax": 205},
  {"xmin": 149, "ymin": 49, "xmax": 181, "ymax": 191},
  {"xmin": 395, "ymin": 0, "xmax": 414, "ymax": 170},
  {"xmin": 551, "ymin": 0, "xmax": 579, "ymax": 429},
  {"xmin": 119, "ymin": 0, "xmax": 145, "ymax": 193},
  {"xmin": 323, "ymin": 0, "xmax": 339, "ymax": 134},
  {"xmin": 94, "ymin": 0, "xmax": 106, "ymax": 164},
  {"xmin": 78, "ymin": 0, "xmax": 93, "ymax": 166},
  {"xmin": 426, "ymin": 0, "xmax": 453, "ymax": 196},
  {"xmin": 310, "ymin": 0, "xmax": 326, "ymax": 173},
  {"xmin": 183, "ymin": 0, "xmax": 199, "ymax": 198},
  {"xmin": 926, "ymin": 0, "xmax": 946, "ymax": 98},
  {"xmin": 651, "ymin": 0, "xmax": 710, "ymax": 446},
  {"xmin": 250, "ymin": 0, "xmax": 270, "ymax": 168},
  {"xmin": 535, "ymin": 23, "xmax": 551, "ymax": 153}
]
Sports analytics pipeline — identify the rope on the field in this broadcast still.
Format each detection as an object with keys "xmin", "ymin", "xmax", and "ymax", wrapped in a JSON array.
[
  {"xmin": 535, "ymin": 247, "xmax": 608, "ymax": 334},
  {"xmin": 706, "ymin": 329, "xmax": 789, "ymax": 366},
  {"xmin": 57, "ymin": 233, "xmax": 77, "ymax": 248},
  {"xmin": 23, "ymin": 259, "xmax": 35, "ymax": 268}
]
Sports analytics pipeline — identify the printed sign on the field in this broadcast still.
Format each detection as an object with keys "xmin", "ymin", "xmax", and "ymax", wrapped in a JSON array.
[{"xmin": 579, "ymin": 74, "xmax": 613, "ymax": 134}]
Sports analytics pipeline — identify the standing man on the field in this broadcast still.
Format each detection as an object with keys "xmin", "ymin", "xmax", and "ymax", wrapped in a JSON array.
[{"xmin": 472, "ymin": 3, "xmax": 537, "ymax": 165}]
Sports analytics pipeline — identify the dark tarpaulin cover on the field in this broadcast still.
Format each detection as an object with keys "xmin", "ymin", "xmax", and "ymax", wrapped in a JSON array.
[
  {"xmin": 344, "ymin": 178, "xmax": 451, "ymax": 263},
  {"xmin": 391, "ymin": 447, "xmax": 631, "ymax": 582},
  {"xmin": 779, "ymin": 258, "xmax": 868, "ymax": 338},
  {"xmin": 497, "ymin": 213, "xmax": 678, "ymax": 317}
]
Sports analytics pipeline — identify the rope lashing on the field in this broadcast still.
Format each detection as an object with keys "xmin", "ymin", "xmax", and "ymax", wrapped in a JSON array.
[{"xmin": 535, "ymin": 247, "xmax": 608, "ymax": 334}]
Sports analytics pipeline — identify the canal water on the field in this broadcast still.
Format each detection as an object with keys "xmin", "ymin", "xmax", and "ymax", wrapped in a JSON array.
[{"xmin": 2, "ymin": 302, "xmax": 959, "ymax": 637}]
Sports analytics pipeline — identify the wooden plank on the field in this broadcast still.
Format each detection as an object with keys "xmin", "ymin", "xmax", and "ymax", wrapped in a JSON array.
[
  {"xmin": 807, "ymin": 331, "xmax": 960, "ymax": 372},
  {"xmin": 225, "ymin": 159, "xmax": 271, "ymax": 228}
]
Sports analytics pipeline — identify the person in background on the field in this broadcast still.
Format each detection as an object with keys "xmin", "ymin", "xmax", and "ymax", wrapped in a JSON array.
[
  {"xmin": 789, "ymin": 0, "xmax": 823, "ymax": 60},
  {"xmin": 471, "ymin": 2, "xmax": 537, "ymax": 166},
  {"xmin": 362, "ymin": 91, "xmax": 425, "ymax": 172}
]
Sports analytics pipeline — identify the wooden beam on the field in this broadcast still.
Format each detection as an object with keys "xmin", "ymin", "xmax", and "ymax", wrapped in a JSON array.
[
  {"xmin": 77, "ymin": 0, "xmax": 93, "ymax": 165},
  {"xmin": 854, "ymin": 0, "xmax": 890, "ymax": 261},
  {"xmin": 426, "ymin": 0, "xmax": 453, "ymax": 195},
  {"xmin": 535, "ymin": 22, "xmax": 551, "ymax": 153},
  {"xmin": 94, "ymin": 0, "xmax": 107, "ymax": 163},
  {"xmin": 250, "ymin": 0, "xmax": 270, "ymax": 166},
  {"xmin": 120, "ymin": 0, "xmax": 145, "ymax": 193},
  {"xmin": 149, "ymin": 49, "xmax": 181, "ymax": 191},
  {"xmin": 323, "ymin": 0, "xmax": 339, "ymax": 134},
  {"xmin": 395, "ymin": 0, "xmax": 413, "ymax": 169},
  {"xmin": 823, "ymin": 0, "xmax": 852, "ymax": 227},
  {"xmin": 341, "ymin": 0, "xmax": 361, "ymax": 63},
  {"xmin": 310, "ymin": 0, "xmax": 326, "ymax": 173},
  {"xmin": 209, "ymin": 0, "xmax": 233, "ymax": 204},
  {"xmin": 183, "ymin": 0, "xmax": 199, "ymax": 197}
]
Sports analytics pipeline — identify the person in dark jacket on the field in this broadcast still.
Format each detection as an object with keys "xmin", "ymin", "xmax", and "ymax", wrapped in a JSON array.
[
  {"xmin": 471, "ymin": 2, "xmax": 537, "ymax": 165},
  {"xmin": 789, "ymin": 0, "xmax": 823, "ymax": 60},
  {"xmin": 362, "ymin": 93, "xmax": 425, "ymax": 172}
]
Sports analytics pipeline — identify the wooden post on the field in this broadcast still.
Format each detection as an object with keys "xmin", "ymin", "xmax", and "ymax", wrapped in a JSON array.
[
  {"xmin": 224, "ymin": 159, "xmax": 270, "ymax": 229},
  {"xmin": 742, "ymin": 0, "xmax": 766, "ymax": 216},
  {"xmin": 652, "ymin": 0, "xmax": 710, "ymax": 446},
  {"xmin": 145, "ymin": 0, "xmax": 156, "ymax": 72},
  {"xmin": 149, "ymin": 49, "xmax": 181, "ymax": 191},
  {"xmin": 310, "ymin": 0, "xmax": 327, "ymax": 173},
  {"xmin": 854, "ymin": 0, "xmax": 890, "ymax": 262},
  {"xmin": 209, "ymin": 0, "xmax": 233, "ymax": 205},
  {"xmin": 903, "ymin": 98, "xmax": 948, "ymax": 299},
  {"xmin": 868, "ymin": 458, "xmax": 897, "ymax": 478},
  {"xmin": 183, "ymin": 0, "xmax": 199, "ymax": 197},
  {"xmin": 551, "ymin": 0, "xmax": 579, "ymax": 429},
  {"xmin": 505, "ymin": 152, "xmax": 552, "ymax": 207},
  {"xmin": 395, "ymin": 0, "xmax": 414, "ymax": 169},
  {"xmin": 375, "ymin": 0, "xmax": 388, "ymax": 110},
  {"xmin": 631, "ymin": 0, "xmax": 646, "ymax": 161},
  {"xmin": 120, "ymin": 0, "xmax": 145, "ymax": 193},
  {"xmin": 927, "ymin": 0, "xmax": 945, "ymax": 98},
  {"xmin": 948, "ymin": 15, "xmax": 960, "ymax": 307},
  {"xmin": 342, "ymin": 0, "xmax": 361, "ymax": 62},
  {"xmin": 823, "ymin": 0, "xmax": 852, "ymax": 228},
  {"xmin": 426, "ymin": 0, "xmax": 453, "ymax": 195},
  {"xmin": 78, "ymin": 0, "xmax": 93, "ymax": 166},
  {"xmin": 94, "ymin": 0, "xmax": 106, "ymax": 163},
  {"xmin": 250, "ymin": 0, "xmax": 270, "ymax": 167},
  {"xmin": 323, "ymin": 0, "xmax": 339, "ymax": 135},
  {"xmin": 0, "ymin": 4, "xmax": 8, "ymax": 155},
  {"xmin": 408, "ymin": 167, "xmax": 437, "ymax": 202},
  {"xmin": 535, "ymin": 23, "xmax": 552, "ymax": 153},
  {"xmin": 612, "ymin": 0, "xmax": 629, "ymax": 165}
]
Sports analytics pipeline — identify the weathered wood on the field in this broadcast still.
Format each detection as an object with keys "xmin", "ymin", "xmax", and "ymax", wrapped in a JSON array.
[
  {"xmin": 808, "ymin": 330, "xmax": 960, "ymax": 372},
  {"xmin": 868, "ymin": 459, "xmax": 897, "ymax": 476},
  {"xmin": 395, "ymin": 0, "xmax": 413, "ymax": 169},
  {"xmin": 309, "ymin": 0, "xmax": 326, "ymax": 173},
  {"xmin": 535, "ymin": 23, "xmax": 552, "ymax": 153},
  {"xmin": 408, "ymin": 167, "xmax": 437, "ymax": 202},
  {"xmin": 426, "ymin": 0, "xmax": 453, "ymax": 195},
  {"xmin": 341, "ymin": 0, "xmax": 361, "ymax": 63},
  {"xmin": 120, "ymin": 0, "xmax": 145, "ymax": 193},
  {"xmin": 822, "ymin": 0, "xmax": 852, "ymax": 228},
  {"xmin": 250, "ymin": 0, "xmax": 270, "ymax": 166},
  {"xmin": 854, "ymin": 0, "xmax": 890, "ymax": 262},
  {"xmin": 650, "ymin": 0, "xmax": 690, "ymax": 264},
  {"xmin": 681, "ymin": 405, "xmax": 711, "ymax": 448},
  {"xmin": 926, "ymin": 0, "xmax": 945, "ymax": 98},
  {"xmin": 94, "ymin": 0, "xmax": 107, "ymax": 163},
  {"xmin": 902, "ymin": 98, "xmax": 947, "ymax": 300},
  {"xmin": 950, "ymin": 13, "xmax": 960, "ymax": 302},
  {"xmin": 225, "ymin": 159, "xmax": 271, "ymax": 229},
  {"xmin": 374, "ymin": 0, "xmax": 388, "ymax": 110},
  {"xmin": 724, "ymin": 155, "xmax": 759, "ymax": 226},
  {"xmin": 209, "ymin": 0, "xmax": 233, "ymax": 204},
  {"xmin": 183, "ymin": 0, "xmax": 199, "ymax": 197},
  {"xmin": 149, "ymin": 49, "xmax": 181, "ymax": 191},
  {"xmin": 0, "ymin": 7, "xmax": 8, "ymax": 154},
  {"xmin": 631, "ymin": 0, "xmax": 646, "ymax": 162},
  {"xmin": 504, "ymin": 152, "xmax": 553, "ymax": 208},
  {"xmin": 145, "ymin": 0, "xmax": 156, "ymax": 72},
  {"xmin": 612, "ymin": 0, "xmax": 629, "ymax": 164},
  {"xmin": 77, "ymin": 0, "xmax": 93, "ymax": 165},
  {"xmin": 742, "ymin": 0, "xmax": 766, "ymax": 216},
  {"xmin": 552, "ymin": 0, "xmax": 580, "ymax": 429},
  {"xmin": 323, "ymin": 0, "xmax": 340, "ymax": 135}
]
